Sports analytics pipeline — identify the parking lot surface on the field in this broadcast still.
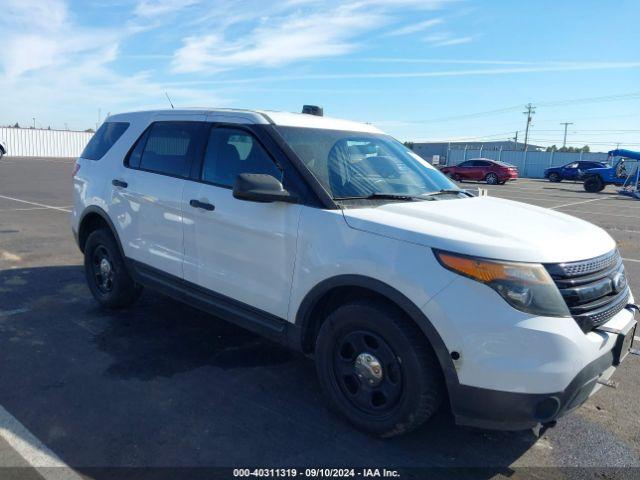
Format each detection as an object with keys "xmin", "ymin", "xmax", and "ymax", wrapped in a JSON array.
[{"xmin": 0, "ymin": 157, "xmax": 639, "ymax": 478}]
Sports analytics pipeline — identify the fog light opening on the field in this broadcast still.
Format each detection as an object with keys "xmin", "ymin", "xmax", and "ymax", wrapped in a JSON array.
[{"xmin": 534, "ymin": 396, "xmax": 561, "ymax": 422}]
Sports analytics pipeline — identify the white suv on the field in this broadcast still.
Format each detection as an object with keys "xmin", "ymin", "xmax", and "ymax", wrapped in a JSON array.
[{"xmin": 72, "ymin": 108, "xmax": 637, "ymax": 437}]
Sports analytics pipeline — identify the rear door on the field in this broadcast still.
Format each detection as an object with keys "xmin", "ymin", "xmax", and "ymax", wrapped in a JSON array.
[
  {"xmin": 111, "ymin": 118, "xmax": 206, "ymax": 278},
  {"xmin": 181, "ymin": 124, "xmax": 302, "ymax": 319},
  {"xmin": 466, "ymin": 160, "xmax": 485, "ymax": 181}
]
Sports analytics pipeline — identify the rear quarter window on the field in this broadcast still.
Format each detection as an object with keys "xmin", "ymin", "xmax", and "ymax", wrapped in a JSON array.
[{"xmin": 81, "ymin": 122, "xmax": 129, "ymax": 160}]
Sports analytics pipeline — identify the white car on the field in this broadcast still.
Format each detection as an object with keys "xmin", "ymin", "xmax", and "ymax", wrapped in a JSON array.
[{"xmin": 71, "ymin": 108, "xmax": 637, "ymax": 437}]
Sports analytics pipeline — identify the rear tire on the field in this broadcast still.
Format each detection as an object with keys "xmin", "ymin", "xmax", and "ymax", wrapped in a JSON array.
[
  {"xmin": 549, "ymin": 172, "xmax": 561, "ymax": 183},
  {"xmin": 584, "ymin": 176, "xmax": 605, "ymax": 193},
  {"xmin": 485, "ymin": 173, "xmax": 499, "ymax": 185},
  {"xmin": 315, "ymin": 299, "xmax": 443, "ymax": 437},
  {"xmin": 84, "ymin": 228, "xmax": 142, "ymax": 309}
]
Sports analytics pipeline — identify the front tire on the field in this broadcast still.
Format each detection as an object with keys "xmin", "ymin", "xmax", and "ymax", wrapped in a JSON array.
[
  {"xmin": 584, "ymin": 176, "xmax": 605, "ymax": 193},
  {"xmin": 548, "ymin": 172, "xmax": 561, "ymax": 183},
  {"xmin": 485, "ymin": 173, "xmax": 499, "ymax": 185},
  {"xmin": 315, "ymin": 299, "xmax": 443, "ymax": 437},
  {"xmin": 84, "ymin": 228, "xmax": 142, "ymax": 308}
]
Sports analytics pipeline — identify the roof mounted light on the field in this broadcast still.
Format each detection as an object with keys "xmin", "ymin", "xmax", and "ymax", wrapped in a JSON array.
[{"xmin": 302, "ymin": 105, "xmax": 323, "ymax": 116}]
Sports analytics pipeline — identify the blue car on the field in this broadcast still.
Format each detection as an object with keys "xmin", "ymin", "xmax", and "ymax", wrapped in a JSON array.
[{"xmin": 544, "ymin": 160, "xmax": 606, "ymax": 182}]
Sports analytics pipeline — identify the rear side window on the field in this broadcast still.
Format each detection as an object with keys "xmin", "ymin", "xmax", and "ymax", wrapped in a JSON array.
[
  {"xmin": 130, "ymin": 122, "xmax": 203, "ymax": 178},
  {"xmin": 81, "ymin": 122, "xmax": 129, "ymax": 160}
]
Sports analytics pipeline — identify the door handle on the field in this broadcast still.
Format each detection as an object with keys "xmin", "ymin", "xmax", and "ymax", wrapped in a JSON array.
[
  {"xmin": 190, "ymin": 199, "xmax": 215, "ymax": 211},
  {"xmin": 112, "ymin": 179, "xmax": 128, "ymax": 188}
]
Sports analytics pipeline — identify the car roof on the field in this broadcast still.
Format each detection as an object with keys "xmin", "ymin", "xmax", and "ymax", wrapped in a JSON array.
[{"xmin": 106, "ymin": 108, "xmax": 383, "ymax": 134}]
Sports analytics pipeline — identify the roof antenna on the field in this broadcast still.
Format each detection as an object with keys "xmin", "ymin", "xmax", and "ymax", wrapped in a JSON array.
[{"xmin": 165, "ymin": 91, "xmax": 175, "ymax": 109}]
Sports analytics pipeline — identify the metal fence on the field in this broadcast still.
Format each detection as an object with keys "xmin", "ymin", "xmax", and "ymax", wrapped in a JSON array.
[
  {"xmin": 0, "ymin": 127, "xmax": 93, "ymax": 157},
  {"xmin": 444, "ymin": 149, "xmax": 610, "ymax": 179}
]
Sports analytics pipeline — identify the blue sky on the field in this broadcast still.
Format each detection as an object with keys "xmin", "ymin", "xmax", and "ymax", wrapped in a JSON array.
[{"xmin": 1, "ymin": 0, "xmax": 639, "ymax": 151}]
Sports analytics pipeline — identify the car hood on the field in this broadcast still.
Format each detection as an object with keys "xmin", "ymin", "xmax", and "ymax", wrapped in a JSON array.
[{"xmin": 341, "ymin": 196, "xmax": 615, "ymax": 263}]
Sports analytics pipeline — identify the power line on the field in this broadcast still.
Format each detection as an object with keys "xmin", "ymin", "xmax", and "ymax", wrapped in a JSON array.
[{"xmin": 374, "ymin": 90, "xmax": 640, "ymax": 125}]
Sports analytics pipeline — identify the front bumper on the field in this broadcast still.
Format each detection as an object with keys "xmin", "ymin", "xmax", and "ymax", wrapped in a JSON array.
[{"xmin": 450, "ymin": 333, "xmax": 630, "ymax": 430}]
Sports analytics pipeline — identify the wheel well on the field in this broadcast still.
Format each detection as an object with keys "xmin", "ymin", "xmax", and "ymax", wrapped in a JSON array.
[
  {"xmin": 78, "ymin": 212, "xmax": 110, "ymax": 253},
  {"xmin": 300, "ymin": 286, "xmax": 421, "ymax": 355}
]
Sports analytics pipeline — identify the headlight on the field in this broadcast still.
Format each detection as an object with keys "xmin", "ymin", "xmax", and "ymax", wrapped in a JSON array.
[{"xmin": 434, "ymin": 250, "xmax": 570, "ymax": 317}]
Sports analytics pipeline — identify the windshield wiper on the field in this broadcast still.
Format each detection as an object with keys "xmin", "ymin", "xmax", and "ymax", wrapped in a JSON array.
[
  {"xmin": 420, "ymin": 189, "xmax": 470, "ymax": 198},
  {"xmin": 334, "ymin": 193, "xmax": 426, "ymax": 201}
]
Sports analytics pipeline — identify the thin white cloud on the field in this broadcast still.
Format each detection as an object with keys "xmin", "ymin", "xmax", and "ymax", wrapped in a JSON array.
[
  {"xmin": 171, "ymin": 1, "xmax": 458, "ymax": 73},
  {"xmin": 0, "ymin": 0, "xmax": 226, "ymax": 129},
  {"xmin": 134, "ymin": 0, "xmax": 200, "ymax": 17},
  {"xmin": 386, "ymin": 18, "xmax": 444, "ymax": 36},
  {"xmin": 172, "ymin": 4, "xmax": 386, "ymax": 73},
  {"xmin": 424, "ymin": 32, "xmax": 475, "ymax": 47},
  {"xmin": 161, "ymin": 62, "xmax": 640, "ymax": 85}
]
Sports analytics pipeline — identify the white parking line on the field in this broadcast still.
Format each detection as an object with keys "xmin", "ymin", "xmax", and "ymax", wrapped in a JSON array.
[
  {"xmin": 0, "ymin": 404, "xmax": 82, "ymax": 480},
  {"xmin": 565, "ymin": 210, "xmax": 640, "ymax": 220},
  {"xmin": 550, "ymin": 197, "xmax": 608, "ymax": 210},
  {"xmin": 0, "ymin": 195, "xmax": 71, "ymax": 213},
  {"xmin": 491, "ymin": 194, "xmax": 576, "ymax": 203},
  {"xmin": 623, "ymin": 257, "xmax": 640, "ymax": 263}
]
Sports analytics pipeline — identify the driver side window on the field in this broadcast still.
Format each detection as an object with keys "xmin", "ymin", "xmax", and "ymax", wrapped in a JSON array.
[{"xmin": 201, "ymin": 127, "xmax": 281, "ymax": 187}]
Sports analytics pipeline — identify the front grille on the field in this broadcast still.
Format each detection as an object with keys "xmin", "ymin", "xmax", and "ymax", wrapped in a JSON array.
[{"xmin": 545, "ymin": 250, "xmax": 630, "ymax": 332}]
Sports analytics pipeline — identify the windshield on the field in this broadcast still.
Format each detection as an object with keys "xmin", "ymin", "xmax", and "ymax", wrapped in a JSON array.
[{"xmin": 276, "ymin": 126, "xmax": 458, "ymax": 199}]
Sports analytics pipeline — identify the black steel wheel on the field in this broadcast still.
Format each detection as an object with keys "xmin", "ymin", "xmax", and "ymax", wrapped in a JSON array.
[
  {"xmin": 333, "ymin": 330, "xmax": 403, "ymax": 415},
  {"xmin": 84, "ymin": 228, "xmax": 142, "ymax": 308},
  {"xmin": 315, "ymin": 298, "xmax": 443, "ymax": 437},
  {"xmin": 91, "ymin": 245, "xmax": 115, "ymax": 294},
  {"xmin": 584, "ymin": 175, "xmax": 605, "ymax": 193}
]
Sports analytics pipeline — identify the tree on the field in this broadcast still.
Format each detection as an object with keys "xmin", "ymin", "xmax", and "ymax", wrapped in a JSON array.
[
  {"xmin": 403, "ymin": 141, "xmax": 414, "ymax": 150},
  {"xmin": 546, "ymin": 145, "xmax": 558, "ymax": 152}
]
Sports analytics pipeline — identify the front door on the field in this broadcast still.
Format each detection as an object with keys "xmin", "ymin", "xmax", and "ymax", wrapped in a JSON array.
[{"xmin": 182, "ymin": 125, "xmax": 302, "ymax": 319}]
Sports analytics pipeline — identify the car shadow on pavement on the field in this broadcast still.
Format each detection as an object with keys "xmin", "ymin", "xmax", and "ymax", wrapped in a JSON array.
[{"xmin": 0, "ymin": 266, "xmax": 539, "ymax": 476}]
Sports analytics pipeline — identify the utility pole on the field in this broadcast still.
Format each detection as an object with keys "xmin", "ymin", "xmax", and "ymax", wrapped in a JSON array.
[
  {"xmin": 560, "ymin": 122, "xmax": 573, "ymax": 148},
  {"xmin": 522, "ymin": 103, "xmax": 535, "ymax": 151},
  {"xmin": 512, "ymin": 131, "xmax": 519, "ymax": 149}
]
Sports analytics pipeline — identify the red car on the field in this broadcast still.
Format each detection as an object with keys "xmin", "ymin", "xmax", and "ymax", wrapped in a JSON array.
[{"xmin": 440, "ymin": 158, "xmax": 518, "ymax": 185}]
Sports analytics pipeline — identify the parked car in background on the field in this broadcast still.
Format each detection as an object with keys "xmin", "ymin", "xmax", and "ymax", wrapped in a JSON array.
[
  {"xmin": 0, "ymin": 140, "xmax": 6, "ymax": 159},
  {"xmin": 440, "ymin": 158, "xmax": 518, "ymax": 184},
  {"xmin": 583, "ymin": 149, "xmax": 640, "ymax": 192},
  {"xmin": 544, "ymin": 161, "xmax": 607, "ymax": 183}
]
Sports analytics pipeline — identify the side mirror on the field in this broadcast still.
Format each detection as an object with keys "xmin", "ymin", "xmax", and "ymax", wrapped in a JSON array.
[{"xmin": 233, "ymin": 173, "xmax": 298, "ymax": 203}]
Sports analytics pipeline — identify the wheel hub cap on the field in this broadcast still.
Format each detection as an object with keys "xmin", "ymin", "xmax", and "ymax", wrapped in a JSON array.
[
  {"xmin": 355, "ymin": 352, "xmax": 383, "ymax": 387},
  {"xmin": 99, "ymin": 258, "xmax": 111, "ymax": 276}
]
